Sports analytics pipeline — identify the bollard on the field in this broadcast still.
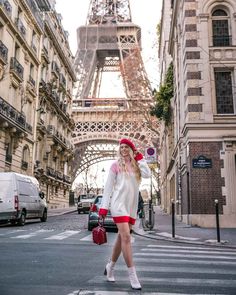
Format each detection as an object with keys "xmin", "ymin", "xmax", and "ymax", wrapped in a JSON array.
[
  {"xmin": 171, "ymin": 199, "xmax": 175, "ymax": 238},
  {"xmin": 215, "ymin": 199, "xmax": 221, "ymax": 243},
  {"xmin": 149, "ymin": 198, "xmax": 152, "ymax": 227}
]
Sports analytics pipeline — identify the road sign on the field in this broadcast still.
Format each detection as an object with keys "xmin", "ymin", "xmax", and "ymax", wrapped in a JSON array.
[{"xmin": 145, "ymin": 147, "xmax": 157, "ymax": 163}]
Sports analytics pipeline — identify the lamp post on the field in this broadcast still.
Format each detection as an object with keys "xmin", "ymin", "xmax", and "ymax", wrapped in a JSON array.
[{"xmin": 101, "ymin": 168, "xmax": 105, "ymax": 193}]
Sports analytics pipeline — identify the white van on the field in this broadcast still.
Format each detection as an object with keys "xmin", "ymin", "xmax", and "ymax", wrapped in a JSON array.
[{"xmin": 0, "ymin": 172, "xmax": 47, "ymax": 226}]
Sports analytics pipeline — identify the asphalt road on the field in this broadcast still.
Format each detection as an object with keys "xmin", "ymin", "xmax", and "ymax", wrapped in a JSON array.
[{"xmin": 0, "ymin": 212, "xmax": 236, "ymax": 295}]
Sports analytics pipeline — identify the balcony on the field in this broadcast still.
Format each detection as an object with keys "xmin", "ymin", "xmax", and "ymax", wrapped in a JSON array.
[
  {"xmin": 51, "ymin": 61, "xmax": 60, "ymax": 78},
  {"xmin": 10, "ymin": 57, "xmax": 24, "ymax": 82},
  {"xmin": 41, "ymin": 45, "xmax": 50, "ymax": 64},
  {"xmin": 5, "ymin": 154, "xmax": 12, "ymax": 164},
  {"xmin": 21, "ymin": 160, "xmax": 28, "ymax": 170},
  {"xmin": 0, "ymin": 40, "xmax": 8, "ymax": 65},
  {"xmin": 0, "ymin": 96, "xmax": 32, "ymax": 133},
  {"xmin": 213, "ymin": 35, "xmax": 232, "ymax": 47},
  {"xmin": 46, "ymin": 166, "xmax": 56, "ymax": 178},
  {"xmin": 59, "ymin": 74, "xmax": 66, "ymax": 89},
  {"xmin": 0, "ymin": 0, "xmax": 12, "ymax": 18},
  {"xmin": 15, "ymin": 17, "xmax": 26, "ymax": 38},
  {"xmin": 25, "ymin": 0, "xmax": 44, "ymax": 30}
]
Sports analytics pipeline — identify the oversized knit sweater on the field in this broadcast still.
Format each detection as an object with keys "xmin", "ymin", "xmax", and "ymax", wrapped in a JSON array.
[{"xmin": 99, "ymin": 157, "xmax": 151, "ymax": 225}]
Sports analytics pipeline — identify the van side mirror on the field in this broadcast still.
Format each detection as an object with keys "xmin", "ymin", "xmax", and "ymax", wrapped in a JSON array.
[{"xmin": 39, "ymin": 192, "xmax": 45, "ymax": 199}]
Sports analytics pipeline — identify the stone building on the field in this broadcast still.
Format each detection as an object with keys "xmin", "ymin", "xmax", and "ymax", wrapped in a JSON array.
[
  {"xmin": 159, "ymin": 0, "xmax": 236, "ymax": 227},
  {"xmin": 0, "ymin": 0, "xmax": 76, "ymax": 208}
]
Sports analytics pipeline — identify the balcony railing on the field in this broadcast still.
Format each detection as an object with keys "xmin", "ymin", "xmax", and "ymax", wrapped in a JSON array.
[
  {"xmin": 0, "ymin": 40, "xmax": 8, "ymax": 64},
  {"xmin": 21, "ymin": 160, "xmax": 28, "ymax": 170},
  {"xmin": 0, "ymin": 96, "xmax": 32, "ymax": 132},
  {"xmin": 29, "ymin": 75, "xmax": 36, "ymax": 87},
  {"xmin": 15, "ymin": 18, "xmax": 26, "ymax": 38},
  {"xmin": 51, "ymin": 61, "xmax": 60, "ymax": 77},
  {"xmin": 5, "ymin": 154, "xmax": 12, "ymax": 163},
  {"xmin": 213, "ymin": 35, "xmax": 232, "ymax": 47},
  {"xmin": 25, "ymin": 0, "xmax": 44, "ymax": 30},
  {"xmin": 0, "ymin": 0, "xmax": 12, "ymax": 18},
  {"xmin": 10, "ymin": 57, "xmax": 24, "ymax": 81}
]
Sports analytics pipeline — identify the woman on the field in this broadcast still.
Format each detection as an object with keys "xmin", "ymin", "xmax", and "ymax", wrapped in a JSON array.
[{"xmin": 99, "ymin": 138, "xmax": 151, "ymax": 290}]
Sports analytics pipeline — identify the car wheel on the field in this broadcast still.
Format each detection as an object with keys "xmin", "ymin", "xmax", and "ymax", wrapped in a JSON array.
[
  {"xmin": 40, "ymin": 209, "xmax": 47, "ymax": 222},
  {"xmin": 18, "ymin": 211, "xmax": 26, "ymax": 226}
]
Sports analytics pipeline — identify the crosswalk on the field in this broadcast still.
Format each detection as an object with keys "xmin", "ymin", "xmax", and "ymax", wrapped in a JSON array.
[
  {"xmin": 0, "ymin": 228, "xmax": 135, "ymax": 243},
  {"xmin": 0, "ymin": 228, "xmax": 90, "ymax": 242},
  {"xmin": 75, "ymin": 243, "xmax": 236, "ymax": 294}
]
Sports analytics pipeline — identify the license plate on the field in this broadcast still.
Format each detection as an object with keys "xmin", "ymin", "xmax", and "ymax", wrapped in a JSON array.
[{"xmin": 105, "ymin": 217, "xmax": 113, "ymax": 222}]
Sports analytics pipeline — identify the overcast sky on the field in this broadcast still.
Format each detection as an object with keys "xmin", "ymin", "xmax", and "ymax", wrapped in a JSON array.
[
  {"xmin": 55, "ymin": 0, "xmax": 162, "ymax": 88},
  {"xmin": 54, "ymin": 0, "xmax": 162, "ymax": 185}
]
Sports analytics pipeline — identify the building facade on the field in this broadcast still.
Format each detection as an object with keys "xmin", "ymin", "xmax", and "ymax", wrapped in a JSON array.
[
  {"xmin": 159, "ymin": 0, "xmax": 236, "ymax": 227},
  {"xmin": 0, "ymin": 0, "xmax": 76, "ymax": 208}
]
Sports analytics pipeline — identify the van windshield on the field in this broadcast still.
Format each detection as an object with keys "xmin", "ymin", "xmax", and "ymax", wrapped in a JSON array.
[{"xmin": 0, "ymin": 180, "xmax": 12, "ymax": 195}]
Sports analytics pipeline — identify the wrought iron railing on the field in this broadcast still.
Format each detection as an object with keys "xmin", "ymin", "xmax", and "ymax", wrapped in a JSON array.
[
  {"xmin": 0, "ymin": 0, "xmax": 12, "ymax": 18},
  {"xmin": 21, "ymin": 160, "xmax": 28, "ymax": 170},
  {"xmin": 10, "ymin": 57, "xmax": 24, "ymax": 80},
  {"xmin": 0, "ymin": 40, "xmax": 8, "ymax": 64},
  {"xmin": 0, "ymin": 96, "xmax": 32, "ymax": 132},
  {"xmin": 5, "ymin": 154, "xmax": 12, "ymax": 163},
  {"xmin": 15, "ymin": 17, "xmax": 26, "ymax": 38}
]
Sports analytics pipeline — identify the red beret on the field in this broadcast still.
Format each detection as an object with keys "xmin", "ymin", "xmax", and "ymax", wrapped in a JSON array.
[{"xmin": 119, "ymin": 138, "xmax": 136, "ymax": 152}]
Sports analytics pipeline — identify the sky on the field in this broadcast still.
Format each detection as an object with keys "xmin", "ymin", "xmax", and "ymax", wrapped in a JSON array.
[
  {"xmin": 55, "ymin": 0, "xmax": 162, "ymax": 88},
  {"xmin": 54, "ymin": 0, "xmax": 162, "ymax": 190}
]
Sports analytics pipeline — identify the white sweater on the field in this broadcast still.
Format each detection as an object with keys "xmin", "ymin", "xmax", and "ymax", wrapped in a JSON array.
[{"xmin": 99, "ymin": 158, "xmax": 151, "ymax": 224}]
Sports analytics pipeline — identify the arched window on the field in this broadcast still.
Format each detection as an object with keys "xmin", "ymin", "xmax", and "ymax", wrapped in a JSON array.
[
  {"xmin": 212, "ymin": 8, "xmax": 231, "ymax": 46},
  {"xmin": 22, "ymin": 145, "xmax": 30, "ymax": 170}
]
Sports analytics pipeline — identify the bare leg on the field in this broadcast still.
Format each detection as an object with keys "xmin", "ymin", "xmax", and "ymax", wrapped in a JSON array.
[
  {"xmin": 116, "ymin": 223, "xmax": 133, "ymax": 267},
  {"xmin": 111, "ymin": 233, "xmax": 121, "ymax": 262}
]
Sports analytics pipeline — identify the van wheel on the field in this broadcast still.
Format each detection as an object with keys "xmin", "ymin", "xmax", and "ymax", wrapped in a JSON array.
[
  {"xmin": 18, "ymin": 212, "xmax": 26, "ymax": 226},
  {"xmin": 40, "ymin": 210, "xmax": 47, "ymax": 222}
]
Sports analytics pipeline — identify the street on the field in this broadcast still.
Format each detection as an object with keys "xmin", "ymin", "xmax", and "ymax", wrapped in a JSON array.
[{"xmin": 0, "ymin": 212, "xmax": 236, "ymax": 295}]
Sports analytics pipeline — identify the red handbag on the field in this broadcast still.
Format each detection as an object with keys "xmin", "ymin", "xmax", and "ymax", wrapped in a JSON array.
[{"xmin": 92, "ymin": 219, "xmax": 107, "ymax": 245}]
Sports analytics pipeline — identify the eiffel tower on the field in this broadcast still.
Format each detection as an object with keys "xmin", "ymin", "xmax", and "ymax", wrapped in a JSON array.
[{"xmin": 72, "ymin": 0, "xmax": 159, "ymax": 177}]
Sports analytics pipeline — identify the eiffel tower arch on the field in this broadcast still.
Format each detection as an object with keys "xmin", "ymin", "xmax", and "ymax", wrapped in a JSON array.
[{"xmin": 72, "ymin": 0, "xmax": 159, "ymax": 179}]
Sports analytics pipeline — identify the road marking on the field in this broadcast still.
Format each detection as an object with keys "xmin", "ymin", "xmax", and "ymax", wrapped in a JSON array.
[
  {"xmin": 45, "ymin": 230, "xmax": 80, "ymax": 240},
  {"xmin": 146, "ymin": 244, "xmax": 236, "ymax": 252},
  {"xmin": 80, "ymin": 234, "xmax": 135, "ymax": 242},
  {"xmin": 134, "ymin": 252, "xmax": 236, "ymax": 260},
  {"xmin": 134, "ymin": 257, "xmax": 236, "ymax": 265},
  {"xmin": 141, "ymin": 248, "xmax": 236, "ymax": 255},
  {"xmin": 12, "ymin": 229, "xmax": 53, "ymax": 239},
  {"xmin": 73, "ymin": 292, "xmax": 221, "ymax": 295}
]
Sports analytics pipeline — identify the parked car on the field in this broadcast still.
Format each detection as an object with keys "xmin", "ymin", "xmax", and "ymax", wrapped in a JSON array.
[
  {"xmin": 77, "ymin": 193, "xmax": 96, "ymax": 214},
  {"xmin": 88, "ymin": 194, "xmax": 117, "ymax": 231},
  {"xmin": 0, "ymin": 172, "xmax": 47, "ymax": 226}
]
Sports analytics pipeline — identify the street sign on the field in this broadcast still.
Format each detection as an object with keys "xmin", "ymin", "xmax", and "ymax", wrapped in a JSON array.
[{"xmin": 145, "ymin": 147, "xmax": 157, "ymax": 163}]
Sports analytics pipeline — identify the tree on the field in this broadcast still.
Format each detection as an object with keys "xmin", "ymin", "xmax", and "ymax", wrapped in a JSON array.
[{"xmin": 150, "ymin": 62, "xmax": 173, "ymax": 125}]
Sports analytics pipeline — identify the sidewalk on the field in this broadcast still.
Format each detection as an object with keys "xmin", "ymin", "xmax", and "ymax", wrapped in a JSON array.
[
  {"xmin": 47, "ymin": 206, "xmax": 77, "ymax": 217},
  {"xmin": 133, "ymin": 206, "xmax": 236, "ymax": 248}
]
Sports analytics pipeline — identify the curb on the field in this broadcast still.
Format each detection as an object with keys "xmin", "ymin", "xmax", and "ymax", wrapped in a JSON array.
[{"xmin": 133, "ymin": 228, "xmax": 236, "ymax": 249}]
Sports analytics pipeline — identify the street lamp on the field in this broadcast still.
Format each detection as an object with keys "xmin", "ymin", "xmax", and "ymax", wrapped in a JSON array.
[{"xmin": 101, "ymin": 168, "xmax": 105, "ymax": 193}]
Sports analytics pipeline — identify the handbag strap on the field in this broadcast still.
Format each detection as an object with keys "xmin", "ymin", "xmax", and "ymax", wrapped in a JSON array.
[{"xmin": 98, "ymin": 217, "xmax": 105, "ymax": 227}]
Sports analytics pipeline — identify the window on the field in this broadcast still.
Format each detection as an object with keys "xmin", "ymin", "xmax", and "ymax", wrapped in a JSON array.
[
  {"xmin": 22, "ymin": 145, "xmax": 30, "ymax": 169},
  {"xmin": 212, "ymin": 8, "xmax": 231, "ymax": 46},
  {"xmin": 214, "ymin": 70, "xmax": 234, "ymax": 114}
]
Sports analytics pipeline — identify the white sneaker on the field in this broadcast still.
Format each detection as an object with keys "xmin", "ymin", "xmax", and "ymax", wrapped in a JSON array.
[
  {"xmin": 104, "ymin": 261, "xmax": 115, "ymax": 282},
  {"xmin": 128, "ymin": 266, "xmax": 142, "ymax": 290}
]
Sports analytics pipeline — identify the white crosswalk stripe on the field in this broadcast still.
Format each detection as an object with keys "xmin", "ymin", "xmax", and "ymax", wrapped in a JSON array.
[
  {"xmin": 45, "ymin": 230, "xmax": 80, "ymax": 240},
  {"xmin": 82, "ymin": 243, "xmax": 236, "ymax": 294}
]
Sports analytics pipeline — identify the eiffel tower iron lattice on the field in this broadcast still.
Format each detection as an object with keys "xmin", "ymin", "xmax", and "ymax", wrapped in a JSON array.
[{"xmin": 72, "ymin": 0, "xmax": 159, "ymax": 178}]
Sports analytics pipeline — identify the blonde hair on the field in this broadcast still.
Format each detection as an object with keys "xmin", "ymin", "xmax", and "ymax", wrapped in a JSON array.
[{"xmin": 117, "ymin": 146, "xmax": 141, "ymax": 183}]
